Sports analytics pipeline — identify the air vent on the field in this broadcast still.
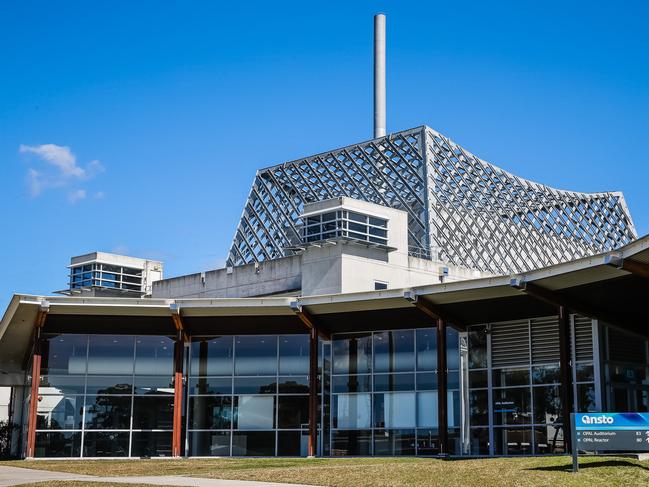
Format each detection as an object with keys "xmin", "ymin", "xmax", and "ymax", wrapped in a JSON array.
[
  {"xmin": 491, "ymin": 321, "xmax": 530, "ymax": 368},
  {"xmin": 573, "ymin": 315, "xmax": 594, "ymax": 362},
  {"xmin": 531, "ymin": 316, "xmax": 560, "ymax": 364}
]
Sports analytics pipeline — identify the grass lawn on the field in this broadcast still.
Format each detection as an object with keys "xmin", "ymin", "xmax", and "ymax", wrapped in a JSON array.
[{"xmin": 5, "ymin": 456, "xmax": 649, "ymax": 487}]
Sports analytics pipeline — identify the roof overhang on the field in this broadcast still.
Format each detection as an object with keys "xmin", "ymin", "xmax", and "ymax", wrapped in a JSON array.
[{"xmin": 1, "ymin": 235, "xmax": 648, "ymax": 383}]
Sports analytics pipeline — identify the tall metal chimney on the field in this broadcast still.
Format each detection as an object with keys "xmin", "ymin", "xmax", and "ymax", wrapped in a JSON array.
[{"xmin": 374, "ymin": 13, "xmax": 386, "ymax": 138}]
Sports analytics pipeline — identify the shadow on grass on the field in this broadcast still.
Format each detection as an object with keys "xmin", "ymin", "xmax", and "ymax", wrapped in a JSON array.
[{"xmin": 529, "ymin": 459, "xmax": 649, "ymax": 472}]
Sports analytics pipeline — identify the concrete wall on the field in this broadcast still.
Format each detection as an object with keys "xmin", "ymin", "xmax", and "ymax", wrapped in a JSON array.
[{"xmin": 153, "ymin": 254, "xmax": 302, "ymax": 299}]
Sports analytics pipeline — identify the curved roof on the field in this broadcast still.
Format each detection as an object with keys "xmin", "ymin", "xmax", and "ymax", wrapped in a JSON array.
[{"xmin": 226, "ymin": 126, "xmax": 635, "ymax": 274}]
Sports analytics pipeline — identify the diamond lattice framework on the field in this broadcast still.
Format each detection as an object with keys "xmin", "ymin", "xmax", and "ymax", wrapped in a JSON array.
[{"xmin": 226, "ymin": 126, "xmax": 636, "ymax": 275}]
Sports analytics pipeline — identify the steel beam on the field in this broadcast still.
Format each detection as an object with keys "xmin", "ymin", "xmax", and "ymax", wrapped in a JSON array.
[
  {"xmin": 605, "ymin": 255, "xmax": 649, "ymax": 279},
  {"xmin": 437, "ymin": 318, "xmax": 448, "ymax": 455},
  {"xmin": 26, "ymin": 302, "xmax": 49, "ymax": 458},
  {"xmin": 290, "ymin": 302, "xmax": 331, "ymax": 341},
  {"xmin": 403, "ymin": 291, "xmax": 465, "ymax": 331}
]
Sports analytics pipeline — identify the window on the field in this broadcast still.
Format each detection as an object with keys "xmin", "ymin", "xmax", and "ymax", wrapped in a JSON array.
[
  {"xmin": 302, "ymin": 210, "xmax": 388, "ymax": 246},
  {"xmin": 374, "ymin": 281, "xmax": 388, "ymax": 290}
]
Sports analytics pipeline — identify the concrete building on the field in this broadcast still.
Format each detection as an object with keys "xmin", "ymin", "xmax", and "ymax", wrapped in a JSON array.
[
  {"xmin": 56, "ymin": 252, "xmax": 163, "ymax": 298},
  {"xmin": 0, "ymin": 13, "xmax": 645, "ymax": 461}
]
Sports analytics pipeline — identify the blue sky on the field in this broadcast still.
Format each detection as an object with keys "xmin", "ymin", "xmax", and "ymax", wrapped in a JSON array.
[{"xmin": 1, "ymin": 1, "xmax": 647, "ymax": 309}]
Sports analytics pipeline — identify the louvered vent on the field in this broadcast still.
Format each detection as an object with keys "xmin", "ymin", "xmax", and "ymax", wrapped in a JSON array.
[
  {"xmin": 609, "ymin": 328, "xmax": 646, "ymax": 364},
  {"xmin": 531, "ymin": 316, "xmax": 559, "ymax": 364},
  {"xmin": 573, "ymin": 315, "xmax": 594, "ymax": 362},
  {"xmin": 491, "ymin": 321, "xmax": 529, "ymax": 367}
]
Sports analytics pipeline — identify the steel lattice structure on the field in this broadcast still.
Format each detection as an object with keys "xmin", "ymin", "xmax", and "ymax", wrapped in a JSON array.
[{"xmin": 226, "ymin": 126, "xmax": 636, "ymax": 275}]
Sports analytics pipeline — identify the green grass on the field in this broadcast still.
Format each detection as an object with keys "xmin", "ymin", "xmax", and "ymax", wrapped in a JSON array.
[{"xmin": 5, "ymin": 456, "xmax": 649, "ymax": 487}]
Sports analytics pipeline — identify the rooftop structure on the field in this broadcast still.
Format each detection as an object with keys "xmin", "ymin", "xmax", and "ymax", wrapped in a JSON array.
[
  {"xmin": 58, "ymin": 252, "xmax": 163, "ymax": 298},
  {"xmin": 227, "ymin": 126, "xmax": 636, "ymax": 275}
]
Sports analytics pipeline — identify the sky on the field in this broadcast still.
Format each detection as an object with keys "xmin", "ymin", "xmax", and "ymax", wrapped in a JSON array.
[{"xmin": 1, "ymin": 1, "xmax": 647, "ymax": 311}]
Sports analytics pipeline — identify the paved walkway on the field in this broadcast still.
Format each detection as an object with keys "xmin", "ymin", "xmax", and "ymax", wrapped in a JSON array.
[{"xmin": 0, "ymin": 465, "xmax": 321, "ymax": 487}]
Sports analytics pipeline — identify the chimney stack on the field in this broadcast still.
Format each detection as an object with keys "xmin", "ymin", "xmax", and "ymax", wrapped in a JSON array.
[{"xmin": 374, "ymin": 13, "xmax": 386, "ymax": 138}]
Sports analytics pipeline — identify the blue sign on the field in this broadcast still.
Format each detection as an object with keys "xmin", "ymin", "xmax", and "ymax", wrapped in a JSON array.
[{"xmin": 575, "ymin": 412, "xmax": 649, "ymax": 431}]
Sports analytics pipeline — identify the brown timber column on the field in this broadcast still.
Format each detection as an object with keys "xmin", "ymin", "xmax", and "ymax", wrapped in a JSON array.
[
  {"xmin": 172, "ymin": 331, "xmax": 185, "ymax": 457},
  {"xmin": 558, "ymin": 306, "xmax": 574, "ymax": 453},
  {"xmin": 26, "ymin": 306, "xmax": 48, "ymax": 458},
  {"xmin": 25, "ymin": 331, "xmax": 42, "ymax": 458},
  {"xmin": 307, "ymin": 326, "xmax": 318, "ymax": 457},
  {"xmin": 437, "ymin": 318, "xmax": 448, "ymax": 455}
]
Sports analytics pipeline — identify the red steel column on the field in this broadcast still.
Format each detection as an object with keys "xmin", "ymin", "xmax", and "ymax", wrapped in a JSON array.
[
  {"xmin": 307, "ymin": 327, "xmax": 318, "ymax": 457},
  {"xmin": 172, "ymin": 332, "xmax": 185, "ymax": 457}
]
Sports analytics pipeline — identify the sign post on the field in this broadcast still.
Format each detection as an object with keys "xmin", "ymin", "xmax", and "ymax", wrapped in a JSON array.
[{"xmin": 572, "ymin": 412, "xmax": 649, "ymax": 472}]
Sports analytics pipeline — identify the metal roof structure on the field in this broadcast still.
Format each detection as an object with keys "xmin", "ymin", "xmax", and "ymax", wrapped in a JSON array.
[{"xmin": 227, "ymin": 126, "xmax": 636, "ymax": 275}]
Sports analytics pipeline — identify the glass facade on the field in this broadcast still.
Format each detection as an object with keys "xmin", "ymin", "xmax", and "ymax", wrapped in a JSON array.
[
  {"xmin": 27, "ymin": 314, "xmax": 608, "ymax": 458},
  {"xmin": 329, "ymin": 328, "xmax": 460, "ymax": 456},
  {"xmin": 303, "ymin": 210, "xmax": 388, "ymax": 246},
  {"xmin": 70, "ymin": 263, "xmax": 143, "ymax": 292},
  {"xmin": 34, "ymin": 334, "xmax": 174, "ymax": 458},
  {"xmin": 187, "ymin": 335, "xmax": 310, "ymax": 457}
]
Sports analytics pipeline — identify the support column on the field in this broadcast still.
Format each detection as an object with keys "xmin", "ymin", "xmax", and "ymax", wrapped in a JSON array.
[
  {"xmin": 558, "ymin": 306, "xmax": 574, "ymax": 454},
  {"xmin": 437, "ymin": 318, "xmax": 448, "ymax": 455},
  {"xmin": 307, "ymin": 327, "xmax": 318, "ymax": 457},
  {"xmin": 172, "ymin": 332, "xmax": 185, "ymax": 457},
  {"xmin": 25, "ymin": 331, "xmax": 42, "ymax": 458},
  {"xmin": 26, "ymin": 303, "xmax": 48, "ymax": 458}
]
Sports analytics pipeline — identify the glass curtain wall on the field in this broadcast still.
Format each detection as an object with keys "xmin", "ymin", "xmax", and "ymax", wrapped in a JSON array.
[
  {"xmin": 33, "ymin": 333, "xmax": 175, "ymax": 458},
  {"xmin": 187, "ymin": 335, "xmax": 311, "ymax": 456},
  {"xmin": 467, "ymin": 315, "xmax": 598, "ymax": 456},
  {"xmin": 329, "ymin": 328, "xmax": 460, "ymax": 456}
]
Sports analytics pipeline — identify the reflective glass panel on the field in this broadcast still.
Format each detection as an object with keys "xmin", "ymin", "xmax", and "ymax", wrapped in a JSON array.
[
  {"xmin": 189, "ymin": 431, "xmax": 231, "ymax": 456},
  {"xmin": 39, "ymin": 375, "xmax": 86, "ymax": 395},
  {"xmin": 373, "ymin": 331, "xmax": 415, "ymax": 373},
  {"xmin": 87, "ymin": 336, "xmax": 134, "ymax": 375},
  {"xmin": 277, "ymin": 395, "xmax": 309, "ymax": 429},
  {"xmin": 332, "ymin": 334, "xmax": 372, "ymax": 375},
  {"xmin": 135, "ymin": 336, "xmax": 174, "ymax": 376},
  {"xmin": 134, "ymin": 376, "xmax": 174, "ymax": 395},
  {"xmin": 85, "ymin": 376, "xmax": 133, "ymax": 395},
  {"xmin": 332, "ymin": 375, "xmax": 371, "ymax": 393},
  {"xmin": 493, "ymin": 428, "xmax": 532, "ymax": 455},
  {"xmin": 416, "ymin": 329, "xmax": 436, "ymax": 371},
  {"xmin": 374, "ymin": 373, "xmax": 415, "ymax": 392},
  {"xmin": 278, "ymin": 376, "xmax": 309, "ymax": 394},
  {"xmin": 234, "ymin": 395, "xmax": 275, "ymax": 429},
  {"xmin": 279, "ymin": 335, "xmax": 309, "ymax": 375},
  {"xmin": 37, "ymin": 395, "xmax": 83, "ymax": 430},
  {"xmin": 374, "ymin": 429, "xmax": 416, "ymax": 455},
  {"xmin": 235, "ymin": 336, "xmax": 277, "ymax": 376},
  {"xmin": 374, "ymin": 392, "xmax": 416, "ymax": 428},
  {"xmin": 331, "ymin": 430, "xmax": 371, "ymax": 456},
  {"xmin": 277, "ymin": 431, "xmax": 308, "ymax": 456},
  {"xmin": 42, "ymin": 334, "xmax": 87, "ymax": 375},
  {"xmin": 188, "ymin": 377, "xmax": 232, "ymax": 395},
  {"xmin": 233, "ymin": 377, "xmax": 276, "ymax": 395},
  {"xmin": 532, "ymin": 365, "xmax": 561, "ymax": 385},
  {"xmin": 446, "ymin": 328, "xmax": 459, "ymax": 370},
  {"xmin": 492, "ymin": 368, "xmax": 530, "ymax": 387},
  {"xmin": 575, "ymin": 363, "xmax": 595, "ymax": 382},
  {"xmin": 83, "ymin": 431, "xmax": 130, "ymax": 457},
  {"xmin": 534, "ymin": 425, "xmax": 565, "ymax": 454},
  {"xmin": 35, "ymin": 432, "xmax": 81, "ymax": 458},
  {"xmin": 333, "ymin": 394, "xmax": 371, "ymax": 429},
  {"xmin": 415, "ymin": 372, "xmax": 437, "ymax": 390},
  {"xmin": 189, "ymin": 396, "xmax": 232, "ymax": 430},
  {"xmin": 469, "ymin": 370, "xmax": 488, "ymax": 389},
  {"xmin": 576, "ymin": 384, "xmax": 597, "ymax": 412},
  {"xmin": 232, "ymin": 431, "xmax": 275, "ymax": 456},
  {"xmin": 493, "ymin": 387, "xmax": 531, "ymax": 425},
  {"xmin": 131, "ymin": 432, "xmax": 172, "ymax": 457},
  {"xmin": 469, "ymin": 428, "xmax": 490, "ymax": 455},
  {"xmin": 469, "ymin": 390, "xmax": 489, "ymax": 426},
  {"xmin": 468, "ymin": 327, "xmax": 487, "ymax": 369},
  {"xmin": 83, "ymin": 395, "xmax": 131, "ymax": 429},
  {"xmin": 190, "ymin": 337, "xmax": 233, "ymax": 376},
  {"xmin": 132, "ymin": 396, "xmax": 174, "ymax": 430},
  {"xmin": 533, "ymin": 385, "xmax": 561, "ymax": 424}
]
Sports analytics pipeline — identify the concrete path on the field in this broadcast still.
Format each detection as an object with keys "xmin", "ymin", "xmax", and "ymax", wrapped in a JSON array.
[{"xmin": 0, "ymin": 465, "xmax": 322, "ymax": 487}]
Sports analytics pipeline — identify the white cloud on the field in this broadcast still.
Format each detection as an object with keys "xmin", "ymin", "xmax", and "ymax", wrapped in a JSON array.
[
  {"xmin": 19, "ymin": 143, "xmax": 106, "ymax": 202},
  {"xmin": 68, "ymin": 189, "xmax": 87, "ymax": 204},
  {"xmin": 19, "ymin": 144, "xmax": 84, "ymax": 178},
  {"xmin": 93, "ymin": 191, "xmax": 105, "ymax": 200}
]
